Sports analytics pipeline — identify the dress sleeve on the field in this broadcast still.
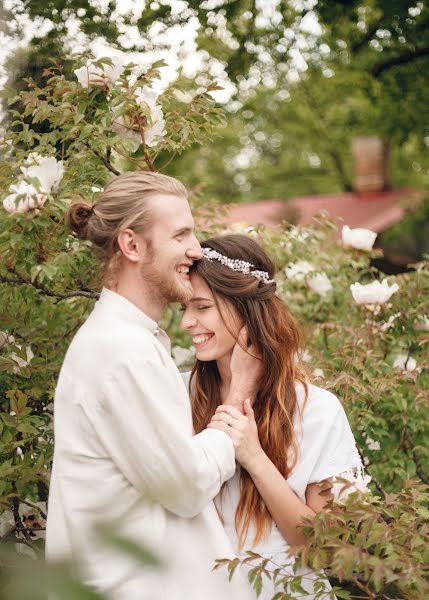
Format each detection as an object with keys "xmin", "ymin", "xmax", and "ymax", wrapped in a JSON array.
[
  {"xmin": 87, "ymin": 359, "xmax": 235, "ymax": 518},
  {"xmin": 289, "ymin": 385, "xmax": 368, "ymax": 502}
]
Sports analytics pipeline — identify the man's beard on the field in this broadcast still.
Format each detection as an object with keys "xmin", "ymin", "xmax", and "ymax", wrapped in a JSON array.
[
  {"xmin": 141, "ymin": 240, "xmax": 193, "ymax": 304},
  {"xmin": 141, "ymin": 264, "xmax": 193, "ymax": 304}
]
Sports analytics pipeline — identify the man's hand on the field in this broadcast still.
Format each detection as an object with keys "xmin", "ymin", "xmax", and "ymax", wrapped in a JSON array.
[
  {"xmin": 207, "ymin": 399, "xmax": 265, "ymax": 472},
  {"xmin": 227, "ymin": 327, "xmax": 263, "ymax": 408}
]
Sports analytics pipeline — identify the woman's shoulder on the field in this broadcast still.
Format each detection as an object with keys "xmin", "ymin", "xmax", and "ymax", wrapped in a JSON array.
[{"xmin": 295, "ymin": 380, "xmax": 344, "ymax": 421}]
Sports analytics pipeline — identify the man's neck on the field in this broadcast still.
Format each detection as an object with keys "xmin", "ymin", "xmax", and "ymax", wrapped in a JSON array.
[{"xmin": 112, "ymin": 274, "xmax": 164, "ymax": 323}]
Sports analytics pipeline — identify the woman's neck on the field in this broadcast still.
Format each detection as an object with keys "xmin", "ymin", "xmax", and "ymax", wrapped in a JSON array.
[{"xmin": 216, "ymin": 352, "xmax": 232, "ymax": 403}]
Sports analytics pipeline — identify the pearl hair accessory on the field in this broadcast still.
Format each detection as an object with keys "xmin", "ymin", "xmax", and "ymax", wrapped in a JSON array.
[{"xmin": 202, "ymin": 247, "xmax": 275, "ymax": 285}]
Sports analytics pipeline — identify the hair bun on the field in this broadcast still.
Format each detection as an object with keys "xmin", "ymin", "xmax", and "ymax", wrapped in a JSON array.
[{"xmin": 67, "ymin": 200, "xmax": 93, "ymax": 239}]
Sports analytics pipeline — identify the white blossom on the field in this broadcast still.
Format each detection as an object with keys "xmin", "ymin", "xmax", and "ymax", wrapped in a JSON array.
[
  {"xmin": 365, "ymin": 436, "xmax": 381, "ymax": 451},
  {"xmin": 112, "ymin": 86, "xmax": 166, "ymax": 149},
  {"xmin": 3, "ymin": 181, "xmax": 47, "ymax": 213},
  {"xmin": 313, "ymin": 368, "xmax": 325, "ymax": 379},
  {"xmin": 21, "ymin": 156, "xmax": 64, "ymax": 193},
  {"xmin": 172, "ymin": 346, "xmax": 195, "ymax": 369},
  {"xmin": 284, "ymin": 260, "xmax": 314, "ymax": 281},
  {"xmin": 74, "ymin": 57, "xmax": 124, "ymax": 88},
  {"xmin": 307, "ymin": 272, "xmax": 333, "ymax": 297},
  {"xmin": 393, "ymin": 354, "xmax": 417, "ymax": 372},
  {"xmin": 342, "ymin": 225, "xmax": 377, "ymax": 251},
  {"xmin": 302, "ymin": 349, "xmax": 312, "ymax": 362},
  {"xmin": 350, "ymin": 279, "xmax": 399, "ymax": 306}
]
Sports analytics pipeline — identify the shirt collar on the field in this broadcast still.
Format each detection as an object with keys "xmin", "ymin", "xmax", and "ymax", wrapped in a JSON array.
[{"xmin": 97, "ymin": 287, "xmax": 161, "ymax": 336}]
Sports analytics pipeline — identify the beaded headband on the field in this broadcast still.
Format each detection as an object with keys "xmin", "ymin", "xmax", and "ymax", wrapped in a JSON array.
[{"xmin": 202, "ymin": 247, "xmax": 275, "ymax": 285}]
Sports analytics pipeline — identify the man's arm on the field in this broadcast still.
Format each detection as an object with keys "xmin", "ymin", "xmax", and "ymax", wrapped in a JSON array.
[{"xmin": 88, "ymin": 359, "xmax": 235, "ymax": 518}]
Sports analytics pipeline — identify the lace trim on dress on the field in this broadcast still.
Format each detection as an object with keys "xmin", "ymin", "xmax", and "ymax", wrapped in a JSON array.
[{"xmin": 332, "ymin": 465, "xmax": 371, "ymax": 502}]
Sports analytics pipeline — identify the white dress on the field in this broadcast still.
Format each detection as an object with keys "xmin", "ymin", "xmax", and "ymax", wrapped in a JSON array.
[{"xmin": 183, "ymin": 374, "xmax": 365, "ymax": 600}]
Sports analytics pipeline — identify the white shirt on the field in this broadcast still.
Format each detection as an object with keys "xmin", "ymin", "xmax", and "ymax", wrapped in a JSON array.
[
  {"xmin": 46, "ymin": 288, "xmax": 253, "ymax": 600},
  {"xmin": 183, "ymin": 373, "xmax": 364, "ymax": 599}
]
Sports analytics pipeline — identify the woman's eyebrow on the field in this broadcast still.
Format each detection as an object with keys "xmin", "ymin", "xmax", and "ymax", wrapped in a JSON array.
[{"xmin": 189, "ymin": 297, "xmax": 212, "ymax": 302}]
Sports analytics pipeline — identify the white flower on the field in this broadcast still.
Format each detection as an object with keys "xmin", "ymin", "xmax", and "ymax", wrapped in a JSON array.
[
  {"xmin": 3, "ymin": 181, "xmax": 47, "ymax": 213},
  {"xmin": 350, "ymin": 279, "xmax": 399, "ymax": 305},
  {"xmin": 16, "ymin": 447, "xmax": 24, "ymax": 460},
  {"xmin": 21, "ymin": 156, "xmax": 64, "ymax": 193},
  {"xmin": 393, "ymin": 354, "xmax": 417, "ymax": 372},
  {"xmin": 288, "ymin": 227, "xmax": 311, "ymax": 242},
  {"xmin": 302, "ymin": 349, "xmax": 312, "ymax": 363},
  {"xmin": 313, "ymin": 368, "xmax": 325, "ymax": 379},
  {"xmin": 172, "ymin": 346, "xmax": 195, "ymax": 369},
  {"xmin": 414, "ymin": 316, "xmax": 429, "ymax": 332},
  {"xmin": 342, "ymin": 225, "xmax": 377, "ymax": 251},
  {"xmin": 74, "ymin": 57, "xmax": 124, "ymax": 88},
  {"xmin": 284, "ymin": 260, "xmax": 314, "ymax": 281},
  {"xmin": 307, "ymin": 273, "xmax": 333, "ymax": 297},
  {"xmin": 112, "ymin": 86, "xmax": 166, "ymax": 149},
  {"xmin": 365, "ymin": 436, "xmax": 381, "ymax": 451},
  {"xmin": 144, "ymin": 113, "xmax": 167, "ymax": 147}
]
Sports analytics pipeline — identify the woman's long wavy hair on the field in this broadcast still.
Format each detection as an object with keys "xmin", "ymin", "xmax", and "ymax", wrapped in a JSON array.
[{"xmin": 189, "ymin": 235, "xmax": 308, "ymax": 550}]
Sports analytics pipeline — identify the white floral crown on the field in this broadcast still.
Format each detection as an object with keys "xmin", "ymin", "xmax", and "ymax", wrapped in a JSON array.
[{"xmin": 202, "ymin": 247, "xmax": 275, "ymax": 285}]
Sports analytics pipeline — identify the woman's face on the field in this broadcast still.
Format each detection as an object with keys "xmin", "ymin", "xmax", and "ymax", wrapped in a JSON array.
[{"xmin": 180, "ymin": 272, "xmax": 242, "ymax": 362}]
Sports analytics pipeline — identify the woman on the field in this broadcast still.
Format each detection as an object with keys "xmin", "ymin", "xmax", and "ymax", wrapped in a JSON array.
[{"xmin": 180, "ymin": 234, "xmax": 366, "ymax": 599}]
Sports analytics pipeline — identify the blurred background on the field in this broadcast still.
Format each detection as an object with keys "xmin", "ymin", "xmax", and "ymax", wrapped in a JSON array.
[{"xmin": 1, "ymin": 0, "xmax": 428, "ymax": 269}]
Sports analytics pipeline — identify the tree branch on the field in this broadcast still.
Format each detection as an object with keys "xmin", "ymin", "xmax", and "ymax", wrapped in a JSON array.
[
  {"xmin": 371, "ymin": 44, "xmax": 429, "ymax": 77},
  {"xmin": 351, "ymin": 16, "xmax": 387, "ymax": 54},
  {"xmin": 82, "ymin": 142, "xmax": 120, "ymax": 176},
  {"xmin": 0, "ymin": 272, "xmax": 99, "ymax": 301}
]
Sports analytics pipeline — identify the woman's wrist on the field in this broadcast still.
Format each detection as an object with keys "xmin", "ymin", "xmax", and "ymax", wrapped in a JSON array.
[{"xmin": 242, "ymin": 448, "xmax": 268, "ymax": 476}]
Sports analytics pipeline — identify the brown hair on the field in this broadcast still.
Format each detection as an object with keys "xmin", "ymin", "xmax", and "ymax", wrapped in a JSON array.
[
  {"xmin": 189, "ymin": 234, "xmax": 308, "ymax": 549},
  {"xmin": 67, "ymin": 171, "xmax": 188, "ymax": 284}
]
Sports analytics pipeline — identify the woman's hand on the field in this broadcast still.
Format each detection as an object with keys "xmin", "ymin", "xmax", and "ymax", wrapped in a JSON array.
[
  {"xmin": 227, "ymin": 327, "xmax": 263, "ymax": 407},
  {"xmin": 207, "ymin": 399, "xmax": 265, "ymax": 472}
]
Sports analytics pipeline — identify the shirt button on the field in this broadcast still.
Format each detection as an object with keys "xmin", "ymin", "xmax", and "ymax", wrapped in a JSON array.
[{"xmin": 153, "ymin": 329, "xmax": 160, "ymax": 336}]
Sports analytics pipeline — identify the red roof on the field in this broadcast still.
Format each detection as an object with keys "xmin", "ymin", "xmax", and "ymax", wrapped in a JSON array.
[{"xmin": 220, "ymin": 189, "xmax": 420, "ymax": 233}]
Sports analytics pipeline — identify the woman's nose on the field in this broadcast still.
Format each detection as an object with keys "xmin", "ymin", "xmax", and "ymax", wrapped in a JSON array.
[{"xmin": 180, "ymin": 312, "xmax": 197, "ymax": 330}]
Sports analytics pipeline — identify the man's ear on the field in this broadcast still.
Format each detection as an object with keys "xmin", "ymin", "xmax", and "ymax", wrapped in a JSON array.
[{"xmin": 117, "ymin": 228, "xmax": 146, "ymax": 263}]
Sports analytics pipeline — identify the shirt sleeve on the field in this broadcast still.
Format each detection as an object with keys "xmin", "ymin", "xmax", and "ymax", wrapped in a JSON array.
[{"xmin": 87, "ymin": 359, "xmax": 235, "ymax": 519}]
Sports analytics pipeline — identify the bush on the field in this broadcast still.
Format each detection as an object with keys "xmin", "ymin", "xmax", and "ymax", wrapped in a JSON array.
[{"xmin": 0, "ymin": 58, "xmax": 428, "ymax": 599}]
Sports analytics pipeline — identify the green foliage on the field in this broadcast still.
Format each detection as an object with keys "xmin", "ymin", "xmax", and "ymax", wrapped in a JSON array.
[{"xmin": 0, "ymin": 57, "xmax": 428, "ymax": 599}]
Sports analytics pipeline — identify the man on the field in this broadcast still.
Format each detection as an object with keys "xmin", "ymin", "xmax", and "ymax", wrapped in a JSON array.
[{"xmin": 45, "ymin": 172, "xmax": 254, "ymax": 600}]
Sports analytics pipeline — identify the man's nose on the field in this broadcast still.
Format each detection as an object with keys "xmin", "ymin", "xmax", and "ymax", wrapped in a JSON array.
[{"xmin": 186, "ymin": 234, "xmax": 203, "ymax": 260}]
